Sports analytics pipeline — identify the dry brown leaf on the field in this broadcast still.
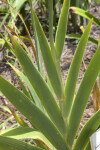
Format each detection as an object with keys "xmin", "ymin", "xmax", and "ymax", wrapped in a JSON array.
[{"xmin": 93, "ymin": 81, "xmax": 100, "ymax": 111}]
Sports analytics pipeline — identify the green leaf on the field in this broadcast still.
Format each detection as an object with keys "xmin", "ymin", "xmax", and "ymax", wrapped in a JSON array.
[
  {"xmin": 0, "ymin": 76, "xmax": 69, "ymax": 150},
  {"xmin": 66, "ymin": 34, "xmax": 98, "ymax": 45},
  {"xmin": 0, "ymin": 33, "xmax": 15, "ymax": 56},
  {"xmin": 0, "ymin": 136, "xmax": 42, "ymax": 150},
  {"xmin": 29, "ymin": 0, "xmax": 44, "ymax": 77},
  {"xmin": 48, "ymin": 0, "xmax": 57, "ymax": 61},
  {"xmin": 55, "ymin": 0, "xmax": 70, "ymax": 59},
  {"xmin": 0, "ymin": 105, "xmax": 11, "ymax": 114},
  {"xmin": 17, "ymin": 75, "xmax": 30, "ymax": 98},
  {"xmin": 63, "ymin": 19, "xmax": 93, "ymax": 119},
  {"xmin": 70, "ymin": 7, "xmax": 100, "ymax": 27},
  {"xmin": 0, "ymin": 14, "xmax": 9, "ymax": 30},
  {"xmin": 9, "ymin": 0, "xmax": 27, "ymax": 21},
  {"xmin": 73, "ymin": 110, "xmax": 100, "ymax": 150},
  {"xmin": 10, "ymin": 35, "xmax": 66, "ymax": 137},
  {"xmin": 0, "ymin": 116, "xmax": 13, "ymax": 130},
  {"xmin": 9, "ymin": 63, "xmax": 43, "ymax": 111},
  {"xmin": 68, "ymin": 46, "xmax": 100, "ymax": 146},
  {"xmin": 1, "ymin": 127, "xmax": 53, "ymax": 150},
  {"xmin": 34, "ymin": 140, "xmax": 48, "ymax": 150},
  {"xmin": 97, "ymin": 0, "xmax": 100, "ymax": 3},
  {"xmin": 84, "ymin": 142, "xmax": 91, "ymax": 150},
  {"xmin": 32, "ymin": 7, "xmax": 64, "ymax": 100},
  {"xmin": 13, "ymin": 113, "xmax": 29, "ymax": 127}
]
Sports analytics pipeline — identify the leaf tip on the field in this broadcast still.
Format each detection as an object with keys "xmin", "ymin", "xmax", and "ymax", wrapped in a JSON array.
[{"xmin": 70, "ymin": 7, "xmax": 77, "ymax": 14}]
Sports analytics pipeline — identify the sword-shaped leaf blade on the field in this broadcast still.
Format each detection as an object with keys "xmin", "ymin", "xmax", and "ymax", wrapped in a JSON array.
[
  {"xmin": 63, "ymin": 19, "xmax": 92, "ymax": 119},
  {"xmin": 32, "ymin": 8, "xmax": 63, "ymax": 100},
  {"xmin": 55, "ymin": 0, "xmax": 70, "ymax": 59},
  {"xmin": 0, "ymin": 76, "xmax": 69, "ymax": 150},
  {"xmin": 0, "ymin": 136, "xmax": 43, "ymax": 150},
  {"xmin": 68, "ymin": 46, "xmax": 100, "ymax": 146},
  {"xmin": 70, "ymin": 7, "xmax": 100, "ymax": 27},
  {"xmin": 1, "ymin": 127, "xmax": 53, "ymax": 150},
  {"xmin": 10, "ymin": 35, "xmax": 67, "ymax": 137},
  {"xmin": 73, "ymin": 110, "xmax": 100, "ymax": 150}
]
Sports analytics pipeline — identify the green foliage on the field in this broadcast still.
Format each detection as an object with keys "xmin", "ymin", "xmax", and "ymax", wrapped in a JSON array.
[
  {"xmin": 0, "ymin": 0, "xmax": 36, "ymax": 58},
  {"xmin": 63, "ymin": 19, "xmax": 93, "ymax": 119},
  {"xmin": 70, "ymin": 7, "xmax": 100, "ymax": 27},
  {"xmin": 0, "ymin": 136, "xmax": 42, "ymax": 150},
  {"xmin": 66, "ymin": 34, "xmax": 98, "ymax": 45},
  {"xmin": 66, "ymin": 6, "xmax": 100, "ymax": 48},
  {"xmin": 70, "ymin": 0, "xmax": 93, "ymax": 31},
  {"xmin": 0, "ymin": 0, "xmax": 100, "ymax": 150}
]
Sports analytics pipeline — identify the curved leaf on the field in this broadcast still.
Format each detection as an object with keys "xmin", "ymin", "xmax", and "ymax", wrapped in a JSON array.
[
  {"xmin": 63, "ymin": 19, "xmax": 92, "ymax": 119},
  {"xmin": 70, "ymin": 7, "xmax": 100, "ymax": 27},
  {"xmin": 0, "ymin": 116, "xmax": 13, "ymax": 130},
  {"xmin": 73, "ymin": 110, "xmax": 100, "ymax": 150},
  {"xmin": 66, "ymin": 34, "xmax": 98, "ymax": 45},
  {"xmin": 68, "ymin": 46, "xmax": 100, "ymax": 146},
  {"xmin": 55, "ymin": 0, "xmax": 70, "ymax": 59},
  {"xmin": 0, "ymin": 136, "xmax": 42, "ymax": 150},
  {"xmin": 0, "ymin": 76, "xmax": 69, "ymax": 150},
  {"xmin": 1, "ymin": 127, "xmax": 53, "ymax": 150},
  {"xmin": 10, "ymin": 35, "xmax": 66, "ymax": 137}
]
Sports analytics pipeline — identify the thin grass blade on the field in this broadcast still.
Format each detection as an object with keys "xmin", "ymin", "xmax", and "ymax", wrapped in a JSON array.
[
  {"xmin": 66, "ymin": 34, "xmax": 98, "ymax": 45},
  {"xmin": 0, "ymin": 13, "xmax": 9, "ymax": 30},
  {"xmin": 0, "ymin": 0, "xmax": 37, "ymax": 61},
  {"xmin": 0, "ymin": 33, "xmax": 15, "ymax": 56},
  {"xmin": 0, "ymin": 116, "xmax": 13, "ymax": 130},
  {"xmin": 0, "ymin": 105, "xmax": 11, "ymax": 114}
]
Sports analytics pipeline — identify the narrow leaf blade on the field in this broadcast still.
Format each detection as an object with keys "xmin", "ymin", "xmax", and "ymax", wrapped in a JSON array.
[
  {"xmin": 32, "ymin": 8, "xmax": 63, "ymax": 100},
  {"xmin": 68, "ymin": 46, "xmax": 100, "ymax": 146},
  {"xmin": 9, "ymin": 63, "xmax": 44, "ymax": 111},
  {"xmin": 10, "ymin": 35, "xmax": 66, "ymax": 137},
  {"xmin": 66, "ymin": 34, "xmax": 98, "ymax": 45},
  {"xmin": 70, "ymin": 7, "xmax": 100, "ymax": 27},
  {"xmin": 73, "ymin": 110, "xmax": 100, "ymax": 150},
  {"xmin": 55, "ymin": 0, "xmax": 70, "ymax": 59},
  {"xmin": 0, "ymin": 136, "xmax": 42, "ymax": 150},
  {"xmin": 1, "ymin": 127, "xmax": 53, "ymax": 150},
  {"xmin": 63, "ymin": 19, "xmax": 93, "ymax": 119},
  {"xmin": 0, "ymin": 76, "xmax": 69, "ymax": 150}
]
